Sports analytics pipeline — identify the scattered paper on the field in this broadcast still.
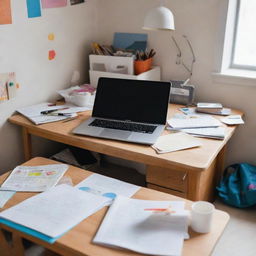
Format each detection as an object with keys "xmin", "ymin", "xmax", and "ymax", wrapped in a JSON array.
[
  {"xmin": 221, "ymin": 115, "xmax": 244, "ymax": 125},
  {"xmin": 41, "ymin": 0, "xmax": 67, "ymax": 8},
  {"xmin": 16, "ymin": 102, "xmax": 86, "ymax": 125},
  {"xmin": 181, "ymin": 127, "xmax": 226, "ymax": 140},
  {"xmin": 0, "ymin": 184, "xmax": 110, "ymax": 238},
  {"xmin": 152, "ymin": 132, "xmax": 202, "ymax": 154},
  {"xmin": 76, "ymin": 174, "xmax": 140, "ymax": 203},
  {"xmin": 0, "ymin": 0, "xmax": 12, "ymax": 25},
  {"xmin": 0, "ymin": 191, "xmax": 16, "ymax": 208},
  {"xmin": 26, "ymin": 0, "xmax": 42, "ymax": 18},
  {"xmin": 167, "ymin": 113, "xmax": 222, "ymax": 129},
  {"xmin": 93, "ymin": 196, "xmax": 188, "ymax": 256},
  {"xmin": 0, "ymin": 164, "xmax": 68, "ymax": 192}
]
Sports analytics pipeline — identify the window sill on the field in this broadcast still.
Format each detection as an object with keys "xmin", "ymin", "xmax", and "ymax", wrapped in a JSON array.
[{"xmin": 212, "ymin": 69, "xmax": 256, "ymax": 87}]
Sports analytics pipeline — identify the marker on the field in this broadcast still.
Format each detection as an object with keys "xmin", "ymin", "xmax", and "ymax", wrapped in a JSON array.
[
  {"xmin": 144, "ymin": 208, "xmax": 176, "ymax": 213},
  {"xmin": 40, "ymin": 107, "xmax": 69, "ymax": 114}
]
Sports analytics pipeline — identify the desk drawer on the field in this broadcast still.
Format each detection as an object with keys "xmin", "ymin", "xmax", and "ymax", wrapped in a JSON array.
[
  {"xmin": 146, "ymin": 165, "xmax": 188, "ymax": 192},
  {"xmin": 147, "ymin": 183, "xmax": 187, "ymax": 198}
]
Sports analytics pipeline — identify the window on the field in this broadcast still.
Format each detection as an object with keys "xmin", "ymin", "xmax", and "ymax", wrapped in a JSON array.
[{"xmin": 232, "ymin": 0, "xmax": 256, "ymax": 70}]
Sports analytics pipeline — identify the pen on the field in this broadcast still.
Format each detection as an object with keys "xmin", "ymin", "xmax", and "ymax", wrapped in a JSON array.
[
  {"xmin": 43, "ymin": 113, "xmax": 73, "ymax": 117},
  {"xmin": 40, "ymin": 107, "xmax": 69, "ymax": 114},
  {"xmin": 144, "ymin": 208, "xmax": 176, "ymax": 213}
]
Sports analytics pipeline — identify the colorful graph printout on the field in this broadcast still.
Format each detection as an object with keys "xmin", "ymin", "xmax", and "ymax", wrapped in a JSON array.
[
  {"xmin": 26, "ymin": 0, "xmax": 42, "ymax": 18},
  {"xmin": 41, "ymin": 0, "xmax": 67, "ymax": 8},
  {"xmin": 0, "ymin": 0, "xmax": 12, "ymax": 25}
]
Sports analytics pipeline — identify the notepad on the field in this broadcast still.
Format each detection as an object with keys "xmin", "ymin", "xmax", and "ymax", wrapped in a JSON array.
[
  {"xmin": 0, "ymin": 184, "xmax": 110, "ymax": 238},
  {"xmin": 93, "ymin": 196, "xmax": 188, "ymax": 256},
  {"xmin": 152, "ymin": 132, "xmax": 202, "ymax": 154},
  {"xmin": 180, "ymin": 127, "xmax": 226, "ymax": 140}
]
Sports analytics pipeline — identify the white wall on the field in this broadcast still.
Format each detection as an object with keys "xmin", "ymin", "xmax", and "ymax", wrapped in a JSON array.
[
  {"xmin": 96, "ymin": 0, "xmax": 256, "ymax": 166},
  {"xmin": 1, "ymin": 0, "xmax": 255, "ymax": 174},
  {"xmin": 0, "ymin": 1, "xmax": 99, "ymax": 173}
]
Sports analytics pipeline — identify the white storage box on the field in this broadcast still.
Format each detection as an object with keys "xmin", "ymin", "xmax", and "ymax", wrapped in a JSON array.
[
  {"xmin": 89, "ymin": 66, "xmax": 161, "ymax": 87},
  {"xmin": 89, "ymin": 55, "xmax": 134, "ymax": 75}
]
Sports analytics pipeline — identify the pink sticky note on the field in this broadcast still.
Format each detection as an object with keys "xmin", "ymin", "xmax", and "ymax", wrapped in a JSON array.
[
  {"xmin": 48, "ymin": 50, "xmax": 56, "ymax": 60},
  {"xmin": 41, "ymin": 0, "xmax": 67, "ymax": 8}
]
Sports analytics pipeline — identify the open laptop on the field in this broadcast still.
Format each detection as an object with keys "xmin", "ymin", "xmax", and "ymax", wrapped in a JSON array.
[{"xmin": 73, "ymin": 77, "xmax": 171, "ymax": 145}]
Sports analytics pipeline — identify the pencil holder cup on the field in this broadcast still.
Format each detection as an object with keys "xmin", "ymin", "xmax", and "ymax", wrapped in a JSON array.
[{"xmin": 134, "ymin": 58, "xmax": 153, "ymax": 75}]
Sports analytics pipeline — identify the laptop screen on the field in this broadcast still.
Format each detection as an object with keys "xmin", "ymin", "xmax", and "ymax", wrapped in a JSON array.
[{"xmin": 92, "ymin": 78, "xmax": 171, "ymax": 124}]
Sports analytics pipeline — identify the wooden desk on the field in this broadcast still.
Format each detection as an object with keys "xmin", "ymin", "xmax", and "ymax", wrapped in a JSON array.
[
  {"xmin": 0, "ymin": 157, "xmax": 229, "ymax": 256},
  {"xmin": 8, "ymin": 104, "xmax": 242, "ymax": 201}
]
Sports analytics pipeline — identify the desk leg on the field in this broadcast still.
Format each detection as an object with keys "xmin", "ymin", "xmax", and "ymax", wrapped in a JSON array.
[
  {"xmin": 216, "ymin": 145, "xmax": 227, "ymax": 183},
  {"xmin": 11, "ymin": 233, "xmax": 25, "ymax": 256},
  {"xmin": 22, "ymin": 127, "xmax": 32, "ymax": 161},
  {"xmin": 0, "ymin": 229, "xmax": 12, "ymax": 256}
]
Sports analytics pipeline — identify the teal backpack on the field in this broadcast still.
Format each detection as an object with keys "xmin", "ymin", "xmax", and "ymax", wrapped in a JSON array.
[{"xmin": 217, "ymin": 163, "xmax": 256, "ymax": 208}]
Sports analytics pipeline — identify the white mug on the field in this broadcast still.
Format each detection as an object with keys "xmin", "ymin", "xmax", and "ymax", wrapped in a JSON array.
[{"xmin": 190, "ymin": 201, "xmax": 215, "ymax": 233}]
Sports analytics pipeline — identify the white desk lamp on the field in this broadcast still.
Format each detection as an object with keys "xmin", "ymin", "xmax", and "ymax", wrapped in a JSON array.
[
  {"xmin": 143, "ymin": 5, "xmax": 175, "ymax": 31},
  {"xmin": 143, "ymin": 2, "xmax": 195, "ymax": 80}
]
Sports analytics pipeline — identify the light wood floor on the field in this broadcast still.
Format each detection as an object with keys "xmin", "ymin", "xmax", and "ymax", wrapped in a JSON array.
[{"xmin": 212, "ymin": 200, "xmax": 256, "ymax": 256}]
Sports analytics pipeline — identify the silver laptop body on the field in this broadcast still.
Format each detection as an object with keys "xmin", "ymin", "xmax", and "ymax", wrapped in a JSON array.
[{"xmin": 73, "ymin": 78, "xmax": 171, "ymax": 145}]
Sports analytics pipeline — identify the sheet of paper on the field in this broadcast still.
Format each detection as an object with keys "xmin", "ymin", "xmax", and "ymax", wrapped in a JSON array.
[
  {"xmin": 0, "ymin": 0, "xmax": 12, "ymax": 25},
  {"xmin": 0, "ymin": 191, "xmax": 16, "ymax": 208},
  {"xmin": 76, "ymin": 173, "xmax": 140, "ymax": 201},
  {"xmin": 152, "ymin": 132, "xmax": 202, "ymax": 154},
  {"xmin": 41, "ymin": 0, "xmax": 67, "ymax": 8},
  {"xmin": 167, "ymin": 113, "xmax": 222, "ymax": 129},
  {"xmin": 0, "ymin": 184, "xmax": 110, "ymax": 238},
  {"xmin": 0, "ymin": 164, "xmax": 68, "ymax": 192},
  {"xmin": 221, "ymin": 115, "xmax": 244, "ymax": 125},
  {"xmin": 26, "ymin": 0, "xmax": 42, "ymax": 18},
  {"xmin": 93, "ymin": 196, "xmax": 187, "ymax": 256},
  {"xmin": 180, "ymin": 127, "xmax": 226, "ymax": 140}
]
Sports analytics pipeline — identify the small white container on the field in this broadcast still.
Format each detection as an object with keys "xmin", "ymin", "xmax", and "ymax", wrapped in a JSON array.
[
  {"xmin": 190, "ymin": 201, "xmax": 215, "ymax": 233},
  {"xmin": 58, "ymin": 86, "xmax": 95, "ymax": 107}
]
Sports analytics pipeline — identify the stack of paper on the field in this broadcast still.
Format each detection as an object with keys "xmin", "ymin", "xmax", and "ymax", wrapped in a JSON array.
[
  {"xmin": 16, "ymin": 103, "xmax": 91, "ymax": 125},
  {"xmin": 0, "ymin": 164, "xmax": 69, "ymax": 192},
  {"xmin": 93, "ymin": 196, "xmax": 189, "ymax": 256},
  {"xmin": 152, "ymin": 132, "xmax": 202, "ymax": 154},
  {"xmin": 167, "ymin": 114, "xmax": 222, "ymax": 129},
  {"xmin": 0, "ymin": 184, "xmax": 110, "ymax": 243}
]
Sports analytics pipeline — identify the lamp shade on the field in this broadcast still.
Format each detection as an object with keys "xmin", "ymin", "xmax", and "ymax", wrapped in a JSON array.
[{"xmin": 143, "ymin": 6, "xmax": 175, "ymax": 31}]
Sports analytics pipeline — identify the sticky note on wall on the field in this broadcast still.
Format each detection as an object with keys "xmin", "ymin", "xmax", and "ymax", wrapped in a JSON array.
[
  {"xmin": 49, "ymin": 50, "xmax": 56, "ymax": 60},
  {"xmin": 0, "ymin": 0, "xmax": 12, "ymax": 25},
  {"xmin": 26, "ymin": 0, "xmax": 42, "ymax": 18},
  {"xmin": 0, "ymin": 73, "xmax": 17, "ymax": 102},
  {"xmin": 42, "ymin": 0, "xmax": 67, "ymax": 8}
]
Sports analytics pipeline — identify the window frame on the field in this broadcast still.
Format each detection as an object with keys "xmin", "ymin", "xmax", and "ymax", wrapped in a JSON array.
[{"xmin": 230, "ymin": 0, "xmax": 256, "ymax": 71}]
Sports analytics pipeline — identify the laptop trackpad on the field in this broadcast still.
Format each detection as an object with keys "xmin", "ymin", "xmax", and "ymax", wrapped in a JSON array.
[{"xmin": 100, "ymin": 129, "xmax": 131, "ymax": 140}]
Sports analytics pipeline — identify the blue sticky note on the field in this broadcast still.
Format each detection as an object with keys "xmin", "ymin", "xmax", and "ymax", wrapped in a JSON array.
[{"xmin": 27, "ymin": 0, "xmax": 42, "ymax": 18}]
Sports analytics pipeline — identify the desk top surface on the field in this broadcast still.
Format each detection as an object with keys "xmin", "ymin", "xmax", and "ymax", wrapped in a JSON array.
[
  {"xmin": 9, "ymin": 104, "xmax": 242, "ymax": 171},
  {"xmin": 0, "ymin": 157, "xmax": 229, "ymax": 256}
]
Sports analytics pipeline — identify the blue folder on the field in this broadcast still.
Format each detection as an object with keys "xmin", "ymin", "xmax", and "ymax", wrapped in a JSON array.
[{"xmin": 0, "ymin": 218, "xmax": 63, "ymax": 244}]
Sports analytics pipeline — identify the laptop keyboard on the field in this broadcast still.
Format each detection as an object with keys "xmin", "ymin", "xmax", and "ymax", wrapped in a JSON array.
[{"xmin": 89, "ymin": 119, "xmax": 157, "ymax": 134}]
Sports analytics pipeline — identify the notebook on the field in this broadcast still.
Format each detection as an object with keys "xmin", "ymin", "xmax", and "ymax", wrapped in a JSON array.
[{"xmin": 73, "ymin": 78, "xmax": 171, "ymax": 145}]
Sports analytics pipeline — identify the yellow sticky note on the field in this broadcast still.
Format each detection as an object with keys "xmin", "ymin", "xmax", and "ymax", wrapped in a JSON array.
[{"xmin": 48, "ymin": 33, "xmax": 55, "ymax": 41}]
